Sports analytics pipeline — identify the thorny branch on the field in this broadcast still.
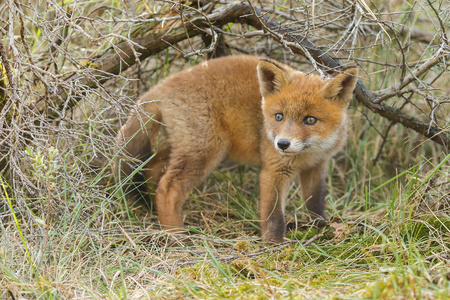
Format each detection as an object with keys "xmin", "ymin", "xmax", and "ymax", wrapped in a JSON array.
[
  {"xmin": 20, "ymin": 1, "xmax": 448, "ymax": 149},
  {"xmin": 372, "ymin": 54, "xmax": 446, "ymax": 103},
  {"xmin": 0, "ymin": 1, "xmax": 448, "ymax": 219},
  {"xmin": 242, "ymin": 2, "xmax": 449, "ymax": 148},
  {"xmin": 30, "ymin": 2, "xmax": 251, "ymax": 118}
]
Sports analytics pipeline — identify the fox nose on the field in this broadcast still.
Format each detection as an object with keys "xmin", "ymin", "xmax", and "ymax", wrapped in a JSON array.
[{"xmin": 277, "ymin": 139, "xmax": 290, "ymax": 150}]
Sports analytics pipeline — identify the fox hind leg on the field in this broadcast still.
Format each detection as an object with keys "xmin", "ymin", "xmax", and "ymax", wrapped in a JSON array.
[{"xmin": 155, "ymin": 146, "xmax": 226, "ymax": 232}]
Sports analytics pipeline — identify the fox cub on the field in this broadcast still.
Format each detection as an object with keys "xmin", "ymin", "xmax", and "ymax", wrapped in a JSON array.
[{"xmin": 115, "ymin": 55, "xmax": 357, "ymax": 243}]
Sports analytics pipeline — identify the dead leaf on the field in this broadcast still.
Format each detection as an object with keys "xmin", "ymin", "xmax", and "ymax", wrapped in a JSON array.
[{"xmin": 329, "ymin": 222, "xmax": 348, "ymax": 239}]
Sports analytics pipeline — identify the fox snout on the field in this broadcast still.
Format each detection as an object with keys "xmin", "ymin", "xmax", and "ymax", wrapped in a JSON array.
[
  {"xmin": 277, "ymin": 139, "xmax": 290, "ymax": 150},
  {"xmin": 274, "ymin": 136, "xmax": 308, "ymax": 154}
]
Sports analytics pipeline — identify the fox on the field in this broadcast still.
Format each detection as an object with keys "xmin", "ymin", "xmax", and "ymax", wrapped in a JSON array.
[{"xmin": 115, "ymin": 55, "xmax": 358, "ymax": 243}]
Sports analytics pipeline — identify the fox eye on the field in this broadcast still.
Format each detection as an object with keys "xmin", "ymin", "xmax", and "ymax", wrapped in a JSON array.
[
  {"xmin": 304, "ymin": 116, "xmax": 317, "ymax": 125},
  {"xmin": 275, "ymin": 113, "xmax": 284, "ymax": 122}
]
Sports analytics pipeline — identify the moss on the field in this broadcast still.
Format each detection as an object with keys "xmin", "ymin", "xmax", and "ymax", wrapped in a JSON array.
[
  {"xmin": 234, "ymin": 240, "xmax": 250, "ymax": 252},
  {"xmin": 230, "ymin": 259, "xmax": 258, "ymax": 278},
  {"xmin": 357, "ymin": 273, "xmax": 424, "ymax": 299},
  {"xmin": 179, "ymin": 262, "xmax": 215, "ymax": 280},
  {"xmin": 195, "ymin": 279, "xmax": 284, "ymax": 300},
  {"xmin": 287, "ymin": 227, "xmax": 320, "ymax": 240},
  {"xmin": 80, "ymin": 61, "xmax": 101, "ymax": 69},
  {"xmin": 0, "ymin": 61, "xmax": 7, "ymax": 104}
]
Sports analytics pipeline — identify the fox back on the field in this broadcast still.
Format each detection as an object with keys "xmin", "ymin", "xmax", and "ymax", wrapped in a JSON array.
[{"xmin": 115, "ymin": 55, "xmax": 358, "ymax": 242}]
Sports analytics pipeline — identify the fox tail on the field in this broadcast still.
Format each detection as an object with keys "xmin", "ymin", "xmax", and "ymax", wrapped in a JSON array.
[{"xmin": 113, "ymin": 101, "xmax": 162, "ymax": 204}]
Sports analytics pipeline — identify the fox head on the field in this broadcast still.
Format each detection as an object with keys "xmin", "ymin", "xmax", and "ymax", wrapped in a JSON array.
[{"xmin": 257, "ymin": 59, "xmax": 358, "ymax": 156}]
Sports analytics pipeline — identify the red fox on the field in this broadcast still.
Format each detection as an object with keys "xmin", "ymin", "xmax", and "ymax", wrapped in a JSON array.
[{"xmin": 115, "ymin": 55, "xmax": 358, "ymax": 243}]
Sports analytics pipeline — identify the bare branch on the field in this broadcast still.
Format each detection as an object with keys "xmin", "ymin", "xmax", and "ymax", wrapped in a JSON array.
[
  {"xmin": 373, "ymin": 54, "xmax": 447, "ymax": 104},
  {"xmin": 31, "ymin": 2, "xmax": 253, "ymax": 118},
  {"xmin": 242, "ymin": 3, "xmax": 450, "ymax": 149},
  {"xmin": 23, "ymin": 1, "xmax": 449, "ymax": 149}
]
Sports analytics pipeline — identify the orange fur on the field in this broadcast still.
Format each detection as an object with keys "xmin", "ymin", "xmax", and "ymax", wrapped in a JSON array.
[{"xmin": 115, "ymin": 55, "xmax": 358, "ymax": 243}]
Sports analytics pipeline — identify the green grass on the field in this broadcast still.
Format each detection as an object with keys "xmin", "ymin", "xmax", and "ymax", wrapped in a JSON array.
[{"xmin": 1, "ymin": 134, "xmax": 448, "ymax": 299}]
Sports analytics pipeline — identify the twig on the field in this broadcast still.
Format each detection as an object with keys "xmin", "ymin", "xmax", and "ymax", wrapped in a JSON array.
[
  {"xmin": 28, "ymin": 1, "xmax": 449, "ymax": 150},
  {"xmin": 242, "ymin": 3, "xmax": 450, "ymax": 149},
  {"xmin": 373, "ymin": 54, "xmax": 447, "ymax": 104}
]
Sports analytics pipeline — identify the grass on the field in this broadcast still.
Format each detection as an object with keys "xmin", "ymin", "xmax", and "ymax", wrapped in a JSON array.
[
  {"xmin": 1, "ymin": 130, "xmax": 448, "ymax": 299},
  {"xmin": 1, "ymin": 0, "xmax": 449, "ymax": 299}
]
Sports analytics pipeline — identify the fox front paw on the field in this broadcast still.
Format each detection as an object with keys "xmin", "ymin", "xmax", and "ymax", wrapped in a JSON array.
[{"xmin": 261, "ymin": 217, "xmax": 286, "ymax": 243}]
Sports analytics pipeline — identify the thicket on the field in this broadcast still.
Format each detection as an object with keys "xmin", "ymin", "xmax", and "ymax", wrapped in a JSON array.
[{"xmin": 0, "ymin": 0, "xmax": 448, "ymax": 298}]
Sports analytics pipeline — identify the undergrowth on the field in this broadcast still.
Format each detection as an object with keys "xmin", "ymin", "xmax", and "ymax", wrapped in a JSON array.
[{"xmin": 1, "ymin": 124, "xmax": 448, "ymax": 299}]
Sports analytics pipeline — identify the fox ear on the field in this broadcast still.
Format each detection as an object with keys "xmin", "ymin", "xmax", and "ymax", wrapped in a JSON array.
[
  {"xmin": 257, "ymin": 59, "xmax": 289, "ymax": 97},
  {"xmin": 320, "ymin": 68, "xmax": 358, "ymax": 104}
]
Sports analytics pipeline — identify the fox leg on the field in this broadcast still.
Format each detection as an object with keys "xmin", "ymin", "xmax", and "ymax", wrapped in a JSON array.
[
  {"xmin": 259, "ymin": 165, "xmax": 294, "ymax": 243},
  {"xmin": 155, "ymin": 147, "xmax": 226, "ymax": 231},
  {"xmin": 299, "ymin": 161, "xmax": 328, "ymax": 220}
]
